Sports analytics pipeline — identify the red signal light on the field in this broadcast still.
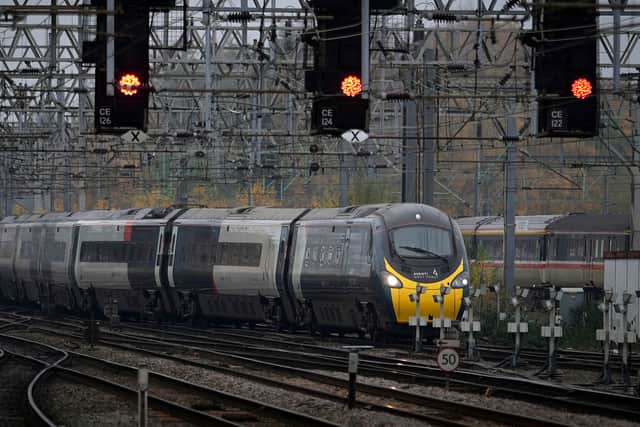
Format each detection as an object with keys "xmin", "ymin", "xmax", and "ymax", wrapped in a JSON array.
[
  {"xmin": 341, "ymin": 75, "xmax": 363, "ymax": 97},
  {"xmin": 571, "ymin": 77, "xmax": 592, "ymax": 100},
  {"xmin": 119, "ymin": 73, "xmax": 142, "ymax": 96}
]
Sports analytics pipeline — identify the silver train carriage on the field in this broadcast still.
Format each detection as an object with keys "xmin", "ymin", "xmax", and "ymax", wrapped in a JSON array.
[
  {"xmin": 457, "ymin": 213, "xmax": 630, "ymax": 288},
  {"xmin": 0, "ymin": 203, "xmax": 469, "ymax": 335}
]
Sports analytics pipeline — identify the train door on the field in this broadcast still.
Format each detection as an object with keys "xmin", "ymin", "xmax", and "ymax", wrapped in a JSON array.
[
  {"xmin": 344, "ymin": 223, "xmax": 372, "ymax": 295},
  {"xmin": 587, "ymin": 236, "xmax": 605, "ymax": 287},
  {"xmin": 167, "ymin": 227, "xmax": 178, "ymax": 288},
  {"xmin": 213, "ymin": 221, "xmax": 276, "ymax": 297},
  {"xmin": 0, "ymin": 224, "xmax": 18, "ymax": 301}
]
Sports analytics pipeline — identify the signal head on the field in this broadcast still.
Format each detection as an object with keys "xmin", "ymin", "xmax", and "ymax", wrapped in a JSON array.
[
  {"xmin": 571, "ymin": 77, "xmax": 593, "ymax": 100},
  {"xmin": 341, "ymin": 75, "xmax": 363, "ymax": 97},
  {"xmin": 118, "ymin": 73, "xmax": 143, "ymax": 96}
]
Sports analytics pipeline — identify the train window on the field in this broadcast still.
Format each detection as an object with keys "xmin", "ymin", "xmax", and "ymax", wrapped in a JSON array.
[
  {"xmin": 568, "ymin": 239, "xmax": 585, "ymax": 260},
  {"xmin": 515, "ymin": 238, "xmax": 540, "ymax": 261},
  {"xmin": 216, "ymin": 242, "xmax": 262, "ymax": 267},
  {"xmin": 476, "ymin": 237, "xmax": 502, "ymax": 260},
  {"xmin": 19, "ymin": 241, "xmax": 34, "ymax": 259},
  {"xmin": 553, "ymin": 236, "xmax": 585, "ymax": 261},
  {"xmin": 609, "ymin": 236, "xmax": 627, "ymax": 252},
  {"xmin": 128, "ymin": 241, "xmax": 155, "ymax": 264},
  {"xmin": 592, "ymin": 239, "xmax": 605, "ymax": 260},
  {"xmin": 80, "ymin": 241, "xmax": 129, "ymax": 263},
  {"xmin": 0, "ymin": 242, "xmax": 14, "ymax": 258},
  {"xmin": 463, "ymin": 236, "xmax": 475, "ymax": 258},
  {"xmin": 390, "ymin": 226, "xmax": 453, "ymax": 258},
  {"xmin": 43, "ymin": 241, "xmax": 66, "ymax": 263}
]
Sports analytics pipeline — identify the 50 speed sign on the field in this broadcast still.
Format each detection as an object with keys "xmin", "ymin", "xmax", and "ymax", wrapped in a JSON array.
[{"xmin": 436, "ymin": 348, "xmax": 460, "ymax": 372}]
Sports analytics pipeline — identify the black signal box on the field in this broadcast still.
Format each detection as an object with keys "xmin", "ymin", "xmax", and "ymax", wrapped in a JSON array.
[{"xmin": 311, "ymin": 96, "xmax": 369, "ymax": 134}]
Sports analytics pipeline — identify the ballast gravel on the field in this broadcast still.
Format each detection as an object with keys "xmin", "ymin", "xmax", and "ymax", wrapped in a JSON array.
[{"xmin": 8, "ymin": 328, "xmax": 640, "ymax": 427}]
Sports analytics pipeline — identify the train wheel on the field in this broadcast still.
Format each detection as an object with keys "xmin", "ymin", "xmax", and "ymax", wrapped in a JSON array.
[{"xmin": 363, "ymin": 304, "xmax": 378, "ymax": 342}]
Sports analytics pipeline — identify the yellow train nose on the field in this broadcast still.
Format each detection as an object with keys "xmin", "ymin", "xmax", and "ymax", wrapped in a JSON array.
[{"xmin": 384, "ymin": 259, "xmax": 464, "ymax": 324}]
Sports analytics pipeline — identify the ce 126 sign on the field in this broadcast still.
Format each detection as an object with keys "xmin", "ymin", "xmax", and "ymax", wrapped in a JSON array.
[{"xmin": 436, "ymin": 348, "xmax": 460, "ymax": 372}]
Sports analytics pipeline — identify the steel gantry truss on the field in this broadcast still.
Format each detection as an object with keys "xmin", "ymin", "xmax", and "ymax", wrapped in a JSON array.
[{"xmin": 1, "ymin": 0, "xmax": 640, "ymax": 229}]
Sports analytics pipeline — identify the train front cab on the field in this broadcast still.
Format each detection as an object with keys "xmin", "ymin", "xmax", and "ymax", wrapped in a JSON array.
[{"xmin": 375, "ymin": 205, "xmax": 469, "ymax": 336}]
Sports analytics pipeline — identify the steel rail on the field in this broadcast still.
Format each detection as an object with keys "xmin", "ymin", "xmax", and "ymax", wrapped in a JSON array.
[{"xmin": 3, "ymin": 321, "xmax": 562, "ymax": 427}]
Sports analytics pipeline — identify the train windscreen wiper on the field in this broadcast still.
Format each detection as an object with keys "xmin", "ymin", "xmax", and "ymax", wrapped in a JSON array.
[{"xmin": 398, "ymin": 246, "xmax": 448, "ymax": 262}]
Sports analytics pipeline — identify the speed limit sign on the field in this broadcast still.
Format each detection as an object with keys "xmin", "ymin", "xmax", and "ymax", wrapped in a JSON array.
[{"xmin": 436, "ymin": 348, "xmax": 460, "ymax": 372}]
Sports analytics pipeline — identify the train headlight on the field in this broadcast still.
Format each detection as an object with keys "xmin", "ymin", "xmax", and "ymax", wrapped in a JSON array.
[
  {"xmin": 380, "ymin": 271, "xmax": 403, "ymax": 288},
  {"xmin": 451, "ymin": 271, "xmax": 470, "ymax": 289}
]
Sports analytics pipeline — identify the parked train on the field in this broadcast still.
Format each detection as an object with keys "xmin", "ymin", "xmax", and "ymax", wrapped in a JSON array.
[
  {"xmin": 457, "ymin": 213, "xmax": 630, "ymax": 288},
  {"xmin": 0, "ymin": 204, "xmax": 469, "ymax": 337}
]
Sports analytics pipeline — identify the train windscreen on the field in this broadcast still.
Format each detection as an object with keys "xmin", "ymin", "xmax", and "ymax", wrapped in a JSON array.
[{"xmin": 390, "ymin": 226, "xmax": 453, "ymax": 258}]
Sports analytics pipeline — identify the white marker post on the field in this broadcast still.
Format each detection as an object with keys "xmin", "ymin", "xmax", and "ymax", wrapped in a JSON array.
[
  {"xmin": 342, "ymin": 345, "xmax": 373, "ymax": 409},
  {"xmin": 138, "ymin": 368, "xmax": 149, "ymax": 427}
]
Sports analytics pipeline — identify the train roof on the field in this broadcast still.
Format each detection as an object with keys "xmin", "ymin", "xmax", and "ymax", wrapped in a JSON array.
[
  {"xmin": 547, "ymin": 213, "xmax": 630, "ymax": 233},
  {"xmin": 456, "ymin": 213, "xmax": 630, "ymax": 235},
  {"xmin": 0, "ymin": 207, "xmax": 180, "ymax": 224},
  {"xmin": 300, "ymin": 204, "xmax": 389, "ymax": 221},
  {"xmin": 176, "ymin": 207, "xmax": 310, "ymax": 222},
  {"xmin": 174, "ymin": 208, "xmax": 237, "ymax": 221}
]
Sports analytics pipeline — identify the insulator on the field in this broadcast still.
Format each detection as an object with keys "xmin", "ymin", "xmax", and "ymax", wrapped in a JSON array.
[
  {"xmin": 499, "ymin": 72, "xmax": 512, "ymax": 86},
  {"xmin": 446, "ymin": 64, "xmax": 466, "ymax": 72},
  {"xmin": 501, "ymin": 0, "xmax": 521, "ymax": 12},
  {"xmin": 19, "ymin": 68, "xmax": 41, "ymax": 74},
  {"xmin": 227, "ymin": 11, "xmax": 252, "ymax": 22},
  {"xmin": 385, "ymin": 93, "xmax": 412, "ymax": 101},
  {"xmin": 429, "ymin": 12, "xmax": 458, "ymax": 22}
]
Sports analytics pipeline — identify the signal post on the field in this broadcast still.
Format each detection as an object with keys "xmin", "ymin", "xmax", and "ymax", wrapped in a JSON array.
[{"xmin": 83, "ymin": 1, "xmax": 174, "ymax": 134}]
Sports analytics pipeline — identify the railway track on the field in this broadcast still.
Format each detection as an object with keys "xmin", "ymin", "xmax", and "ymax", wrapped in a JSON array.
[
  {"xmin": 3, "ymin": 310, "xmax": 640, "ymax": 425},
  {"xmin": 0, "ymin": 332, "xmax": 341, "ymax": 426},
  {"xmin": 0, "ymin": 347, "xmax": 42, "ymax": 426},
  {"xmin": 0, "ymin": 313, "xmax": 570, "ymax": 427},
  {"xmin": 0, "ymin": 314, "xmax": 625, "ymax": 426},
  {"xmin": 109, "ymin": 323, "xmax": 640, "ymax": 418}
]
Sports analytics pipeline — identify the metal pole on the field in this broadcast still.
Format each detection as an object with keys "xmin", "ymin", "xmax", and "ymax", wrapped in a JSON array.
[
  {"xmin": 512, "ymin": 303, "xmax": 520, "ymax": 367},
  {"xmin": 361, "ymin": 0, "xmax": 369, "ymax": 98},
  {"xmin": 414, "ymin": 293, "xmax": 422, "ymax": 352},
  {"xmin": 613, "ymin": 0, "xmax": 621, "ymax": 93},
  {"xmin": 403, "ymin": 100, "xmax": 418, "ymax": 203},
  {"xmin": 423, "ymin": 48, "xmax": 436, "ymax": 206},
  {"xmin": 602, "ymin": 299, "xmax": 611, "ymax": 383},
  {"xmin": 402, "ymin": 0, "xmax": 417, "ymax": 203},
  {"xmin": 138, "ymin": 368, "xmax": 149, "ymax": 427},
  {"xmin": 467, "ymin": 303, "xmax": 476, "ymax": 360},
  {"xmin": 340, "ymin": 139, "xmax": 349, "ymax": 206},
  {"xmin": 204, "ymin": 1, "xmax": 212, "ymax": 132},
  {"xmin": 347, "ymin": 352, "xmax": 358, "ymax": 409},
  {"xmin": 106, "ymin": 0, "xmax": 115, "ymax": 96},
  {"xmin": 633, "ymin": 81, "xmax": 640, "ymax": 249},
  {"xmin": 474, "ymin": 122, "xmax": 482, "ymax": 216},
  {"xmin": 503, "ymin": 115, "xmax": 517, "ymax": 294},
  {"xmin": 622, "ymin": 297, "xmax": 631, "ymax": 387},
  {"xmin": 548, "ymin": 299, "xmax": 556, "ymax": 377},
  {"xmin": 439, "ymin": 297, "xmax": 446, "ymax": 343}
]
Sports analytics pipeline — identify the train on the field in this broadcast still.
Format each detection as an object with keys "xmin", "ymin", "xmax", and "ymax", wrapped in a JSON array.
[
  {"xmin": 457, "ymin": 213, "xmax": 631, "ymax": 288},
  {"xmin": 0, "ymin": 203, "xmax": 469, "ymax": 337}
]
